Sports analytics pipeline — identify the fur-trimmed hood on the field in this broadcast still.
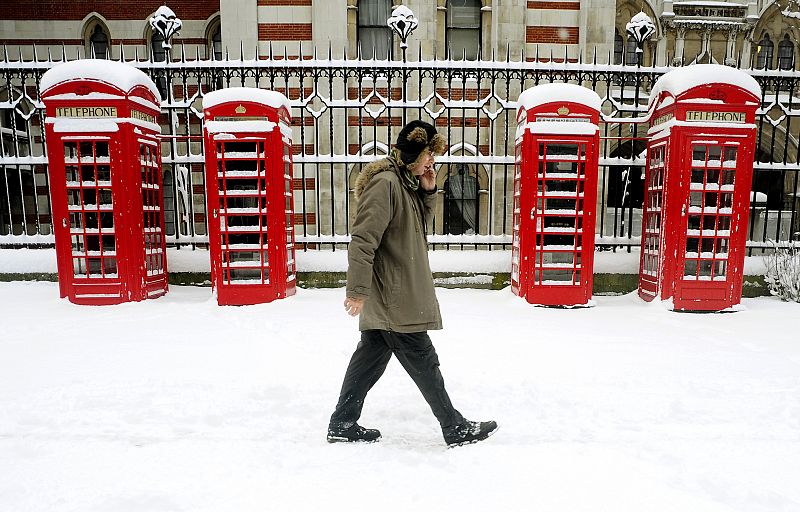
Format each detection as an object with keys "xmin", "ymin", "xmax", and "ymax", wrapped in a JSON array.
[{"xmin": 354, "ymin": 157, "xmax": 396, "ymax": 200}]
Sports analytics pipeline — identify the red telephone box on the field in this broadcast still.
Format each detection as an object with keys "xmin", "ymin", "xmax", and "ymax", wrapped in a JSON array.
[
  {"xmin": 639, "ymin": 64, "xmax": 761, "ymax": 311},
  {"xmin": 202, "ymin": 88, "xmax": 297, "ymax": 305},
  {"xmin": 512, "ymin": 84, "xmax": 602, "ymax": 306},
  {"xmin": 40, "ymin": 59, "xmax": 167, "ymax": 305}
]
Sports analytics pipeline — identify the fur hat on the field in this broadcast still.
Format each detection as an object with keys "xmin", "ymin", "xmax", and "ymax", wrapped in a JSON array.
[{"xmin": 394, "ymin": 120, "xmax": 447, "ymax": 168}]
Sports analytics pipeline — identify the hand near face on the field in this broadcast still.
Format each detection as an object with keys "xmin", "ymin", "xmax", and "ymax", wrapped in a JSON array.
[
  {"xmin": 419, "ymin": 167, "xmax": 436, "ymax": 191},
  {"xmin": 412, "ymin": 153, "xmax": 437, "ymax": 191}
]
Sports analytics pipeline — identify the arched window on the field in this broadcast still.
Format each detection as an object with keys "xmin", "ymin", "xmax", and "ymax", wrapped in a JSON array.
[
  {"xmin": 625, "ymin": 35, "xmax": 640, "ymax": 65},
  {"xmin": 444, "ymin": 163, "xmax": 479, "ymax": 234},
  {"xmin": 447, "ymin": 0, "xmax": 482, "ymax": 61},
  {"xmin": 756, "ymin": 34, "xmax": 774, "ymax": 70},
  {"xmin": 88, "ymin": 24, "xmax": 109, "ymax": 59},
  {"xmin": 150, "ymin": 32, "xmax": 166, "ymax": 62},
  {"xmin": 210, "ymin": 25, "xmax": 222, "ymax": 61},
  {"xmin": 358, "ymin": 0, "xmax": 392, "ymax": 60},
  {"xmin": 778, "ymin": 34, "xmax": 794, "ymax": 70},
  {"xmin": 614, "ymin": 31, "xmax": 624, "ymax": 65}
]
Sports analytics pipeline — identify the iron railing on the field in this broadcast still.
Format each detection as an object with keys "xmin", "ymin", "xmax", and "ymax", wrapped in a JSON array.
[{"xmin": 1, "ymin": 45, "xmax": 799, "ymax": 255}]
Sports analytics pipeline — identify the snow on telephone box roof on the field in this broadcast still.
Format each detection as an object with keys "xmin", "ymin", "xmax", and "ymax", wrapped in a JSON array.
[
  {"xmin": 517, "ymin": 83, "xmax": 602, "ymax": 115},
  {"xmin": 202, "ymin": 87, "xmax": 292, "ymax": 115},
  {"xmin": 39, "ymin": 59, "xmax": 161, "ymax": 106},
  {"xmin": 648, "ymin": 64, "xmax": 762, "ymax": 109}
]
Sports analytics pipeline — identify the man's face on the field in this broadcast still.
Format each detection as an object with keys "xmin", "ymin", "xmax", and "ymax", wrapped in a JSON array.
[{"xmin": 410, "ymin": 152, "xmax": 435, "ymax": 176}]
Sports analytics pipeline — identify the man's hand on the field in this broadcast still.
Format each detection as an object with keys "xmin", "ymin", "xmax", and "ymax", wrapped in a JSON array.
[
  {"xmin": 419, "ymin": 167, "xmax": 436, "ymax": 191},
  {"xmin": 344, "ymin": 296, "xmax": 365, "ymax": 316}
]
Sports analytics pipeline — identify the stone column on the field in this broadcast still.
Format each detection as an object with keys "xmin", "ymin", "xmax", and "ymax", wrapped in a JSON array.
[
  {"xmin": 701, "ymin": 26, "xmax": 712, "ymax": 62},
  {"xmin": 673, "ymin": 27, "xmax": 686, "ymax": 65},
  {"xmin": 655, "ymin": 35, "xmax": 668, "ymax": 67},
  {"xmin": 742, "ymin": 27, "xmax": 755, "ymax": 67},
  {"xmin": 313, "ymin": 0, "xmax": 348, "ymax": 54},
  {"xmin": 498, "ymin": 0, "xmax": 526, "ymax": 61},
  {"xmin": 220, "ymin": 0, "xmax": 258, "ymax": 60},
  {"xmin": 726, "ymin": 28, "xmax": 739, "ymax": 66},
  {"xmin": 582, "ymin": 0, "xmax": 616, "ymax": 62},
  {"xmin": 312, "ymin": 0, "xmax": 349, "ymax": 234}
]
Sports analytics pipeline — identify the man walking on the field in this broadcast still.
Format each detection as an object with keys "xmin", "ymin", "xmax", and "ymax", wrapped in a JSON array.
[{"xmin": 327, "ymin": 120, "xmax": 497, "ymax": 448}]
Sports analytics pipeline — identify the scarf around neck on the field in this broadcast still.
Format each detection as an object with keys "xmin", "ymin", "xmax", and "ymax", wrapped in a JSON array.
[{"xmin": 390, "ymin": 149, "xmax": 419, "ymax": 193}]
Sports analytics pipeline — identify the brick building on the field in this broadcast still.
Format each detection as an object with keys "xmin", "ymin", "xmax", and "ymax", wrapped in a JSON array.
[{"xmin": 1, "ymin": 1, "xmax": 796, "ymax": 68}]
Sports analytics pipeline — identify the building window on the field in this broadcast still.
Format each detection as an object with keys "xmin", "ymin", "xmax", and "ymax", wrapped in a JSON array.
[
  {"xmin": 148, "ymin": 31, "xmax": 168, "ymax": 97},
  {"xmin": 614, "ymin": 31, "xmax": 624, "ymax": 64},
  {"xmin": 625, "ymin": 36, "xmax": 640, "ymax": 65},
  {"xmin": 210, "ymin": 26, "xmax": 222, "ymax": 61},
  {"xmin": 756, "ymin": 34, "xmax": 774, "ymax": 70},
  {"xmin": 358, "ymin": 0, "xmax": 392, "ymax": 60},
  {"xmin": 151, "ymin": 32, "xmax": 166, "ymax": 62},
  {"xmin": 778, "ymin": 34, "xmax": 794, "ymax": 70},
  {"xmin": 444, "ymin": 164, "xmax": 479, "ymax": 234},
  {"xmin": 447, "ymin": 0, "xmax": 481, "ymax": 61},
  {"xmin": 88, "ymin": 24, "xmax": 109, "ymax": 59}
]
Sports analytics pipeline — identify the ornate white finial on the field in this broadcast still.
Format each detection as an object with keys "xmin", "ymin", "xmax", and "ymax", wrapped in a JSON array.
[
  {"xmin": 149, "ymin": 5, "xmax": 183, "ymax": 50},
  {"xmin": 387, "ymin": 5, "xmax": 418, "ymax": 50},
  {"xmin": 626, "ymin": 12, "xmax": 656, "ymax": 54}
]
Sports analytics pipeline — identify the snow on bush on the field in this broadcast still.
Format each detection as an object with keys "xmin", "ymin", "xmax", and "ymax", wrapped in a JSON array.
[{"xmin": 763, "ymin": 243, "xmax": 800, "ymax": 302}]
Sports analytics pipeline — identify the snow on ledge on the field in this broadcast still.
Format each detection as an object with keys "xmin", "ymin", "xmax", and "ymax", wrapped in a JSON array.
[
  {"xmin": 40, "ymin": 59, "xmax": 161, "ymax": 104},
  {"xmin": 649, "ymin": 64, "xmax": 762, "ymax": 108},
  {"xmin": 520, "ymin": 121, "xmax": 598, "ymax": 136},
  {"xmin": 46, "ymin": 116, "xmax": 160, "ymax": 134},
  {"xmin": 517, "ymin": 83, "xmax": 602, "ymax": 113},
  {"xmin": 52, "ymin": 118, "xmax": 119, "ymax": 133},
  {"xmin": 205, "ymin": 120, "xmax": 277, "ymax": 134},
  {"xmin": 202, "ymin": 87, "xmax": 292, "ymax": 113}
]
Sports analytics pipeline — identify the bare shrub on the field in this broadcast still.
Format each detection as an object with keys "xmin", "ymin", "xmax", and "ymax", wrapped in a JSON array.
[{"xmin": 763, "ymin": 243, "xmax": 800, "ymax": 302}]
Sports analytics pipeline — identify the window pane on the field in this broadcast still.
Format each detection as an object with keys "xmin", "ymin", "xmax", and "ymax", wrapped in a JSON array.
[
  {"xmin": 90, "ymin": 25, "xmax": 108, "ymax": 59},
  {"xmin": 360, "ymin": 27, "xmax": 391, "ymax": 59},
  {"xmin": 445, "ymin": 165, "xmax": 478, "ymax": 235},
  {"xmin": 625, "ymin": 37, "xmax": 640, "ymax": 65},
  {"xmin": 211, "ymin": 27, "xmax": 222, "ymax": 60},
  {"xmin": 151, "ymin": 34, "xmax": 166, "ymax": 62},
  {"xmin": 448, "ymin": 0, "xmax": 481, "ymax": 28},
  {"xmin": 778, "ymin": 36, "xmax": 794, "ymax": 70},
  {"xmin": 614, "ymin": 33, "xmax": 624, "ymax": 64},
  {"xmin": 757, "ymin": 37, "xmax": 774, "ymax": 69},
  {"xmin": 359, "ymin": 0, "xmax": 392, "ymax": 25},
  {"xmin": 448, "ymin": 28, "xmax": 480, "ymax": 60}
]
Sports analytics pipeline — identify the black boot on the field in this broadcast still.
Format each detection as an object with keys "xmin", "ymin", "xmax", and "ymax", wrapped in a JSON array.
[
  {"xmin": 327, "ymin": 422, "xmax": 382, "ymax": 443},
  {"xmin": 443, "ymin": 420, "xmax": 498, "ymax": 448}
]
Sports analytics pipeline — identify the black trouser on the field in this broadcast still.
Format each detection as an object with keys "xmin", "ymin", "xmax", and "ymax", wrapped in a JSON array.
[{"xmin": 330, "ymin": 330, "xmax": 465, "ymax": 430}]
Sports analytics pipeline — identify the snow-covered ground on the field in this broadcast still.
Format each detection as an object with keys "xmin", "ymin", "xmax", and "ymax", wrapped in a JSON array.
[{"xmin": 1, "ymin": 282, "xmax": 798, "ymax": 512}]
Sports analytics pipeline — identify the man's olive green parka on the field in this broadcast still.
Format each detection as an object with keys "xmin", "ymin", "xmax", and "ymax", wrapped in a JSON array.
[{"xmin": 346, "ymin": 156, "xmax": 442, "ymax": 333}]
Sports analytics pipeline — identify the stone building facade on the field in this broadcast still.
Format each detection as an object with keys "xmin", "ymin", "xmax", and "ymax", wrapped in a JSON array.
[{"xmin": 1, "ymin": 1, "xmax": 797, "ymax": 68}]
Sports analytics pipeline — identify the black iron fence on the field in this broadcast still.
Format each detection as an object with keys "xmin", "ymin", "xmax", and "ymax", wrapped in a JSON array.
[{"xmin": 1, "ymin": 45, "xmax": 799, "ymax": 255}]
